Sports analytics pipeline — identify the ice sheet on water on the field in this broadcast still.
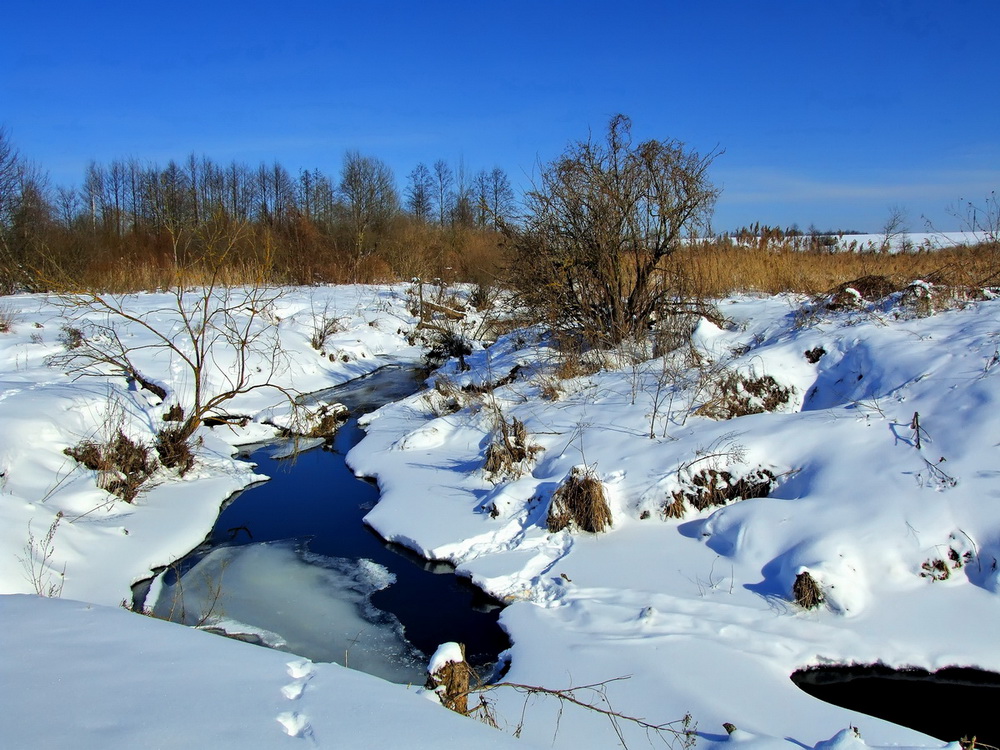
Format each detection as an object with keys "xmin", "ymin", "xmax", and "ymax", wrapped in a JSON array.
[{"xmin": 152, "ymin": 539, "xmax": 425, "ymax": 684}]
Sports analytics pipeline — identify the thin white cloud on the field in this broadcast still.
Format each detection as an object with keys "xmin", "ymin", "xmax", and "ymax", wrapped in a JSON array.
[{"xmin": 719, "ymin": 168, "xmax": 1000, "ymax": 205}]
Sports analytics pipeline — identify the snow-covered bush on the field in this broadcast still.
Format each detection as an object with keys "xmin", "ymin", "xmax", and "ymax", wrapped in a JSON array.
[
  {"xmin": 695, "ymin": 371, "xmax": 792, "ymax": 420},
  {"xmin": 664, "ymin": 466, "xmax": 775, "ymax": 518}
]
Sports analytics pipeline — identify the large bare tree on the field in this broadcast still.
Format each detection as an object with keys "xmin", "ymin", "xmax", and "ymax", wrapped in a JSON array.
[{"xmin": 503, "ymin": 115, "xmax": 720, "ymax": 346}]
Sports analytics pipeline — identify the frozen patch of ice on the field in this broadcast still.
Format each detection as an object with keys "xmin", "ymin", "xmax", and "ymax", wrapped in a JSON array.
[
  {"xmin": 269, "ymin": 437, "xmax": 326, "ymax": 459},
  {"xmin": 152, "ymin": 540, "xmax": 424, "ymax": 684},
  {"xmin": 355, "ymin": 557, "xmax": 397, "ymax": 591}
]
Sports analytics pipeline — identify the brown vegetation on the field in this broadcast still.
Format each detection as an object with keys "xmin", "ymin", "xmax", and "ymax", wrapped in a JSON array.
[
  {"xmin": 65, "ymin": 430, "xmax": 157, "ymax": 502},
  {"xmin": 675, "ymin": 239, "xmax": 1000, "ymax": 298},
  {"xmin": 502, "ymin": 115, "xmax": 719, "ymax": 347},
  {"xmin": 695, "ymin": 372, "xmax": 792, "ymax": 420},
  {"xmin": 154, "ymin": 425, "xmax": 195, "ymax": 476},
  {"xmin": 792, "ymin": 571, "xmax": 824, "ymax": 609},
  {"xmin": 547, "ymin": 467, "xmax": 613, "ymax": 533},
  {"xmin": 483, "ymin": 415, "xmax": 540, "ymax": 480},
  {"xmin": 1, "ymin": 126, "xmax": 997, "ymax": 302},
  {"xmin": 665, "ymin": 467, "xmax": 775, "ymax": 518}
]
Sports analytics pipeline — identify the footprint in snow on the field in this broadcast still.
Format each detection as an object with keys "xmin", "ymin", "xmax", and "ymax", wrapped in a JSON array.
[
  {"xmin": 286, "ymin": 658, "xmax": 315, "ymax": 680},
  {"xmin": 282, "ymin": 680, "xmax": 310, "ymax": 700},
  {"xmin": 276, "ymin": 710, "xmax": 314, "ymax": 740},
  {"xmin": 282, "ymin": 659, "xmax": 315, "ymax": 700}
]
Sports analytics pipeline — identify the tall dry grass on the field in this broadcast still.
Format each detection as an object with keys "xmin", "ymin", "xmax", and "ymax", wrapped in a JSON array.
[
  {"xmin": 675, "ymin": 239, "xmax": 1000, "ymax": 298},
  {"xmin": 11, "ymin": 220, "xmax": 997, "ymax": 299}
]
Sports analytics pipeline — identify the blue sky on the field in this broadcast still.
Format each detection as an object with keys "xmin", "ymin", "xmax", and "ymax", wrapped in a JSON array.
[{"xmin": 3, "ymin": 0, "xmax": 998, "ymax": 232}]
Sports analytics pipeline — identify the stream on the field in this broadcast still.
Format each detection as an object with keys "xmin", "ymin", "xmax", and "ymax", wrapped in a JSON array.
[
  {"xmin": 145, "ymin": 363, "xmax": 509, "ymax": 685},
  {"xmin": 793, "ymin": 665, "xmax": 999, "ymax": 744}
]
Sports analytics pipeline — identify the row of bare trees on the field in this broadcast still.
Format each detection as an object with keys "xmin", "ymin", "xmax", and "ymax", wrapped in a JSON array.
[{"xmin": 0, "ymin": 126, "xmax": 516, "ymax": 292}]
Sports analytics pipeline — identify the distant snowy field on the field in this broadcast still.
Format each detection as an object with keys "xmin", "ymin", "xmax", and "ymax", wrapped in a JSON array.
[
  {"xmin": 2, "ymin": 281, "xmax": 998, "ymax": 748},
  {"xmin": 830, "ymin": 231, "xmax": 984, "ymax": 252},
  {"xmin": 723, "ymin": 230, "xmax": 986, "ymax": 253}
]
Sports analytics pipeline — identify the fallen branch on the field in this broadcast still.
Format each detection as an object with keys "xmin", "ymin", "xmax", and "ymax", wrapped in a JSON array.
[{"xmin": 466, "ymin": 676, "xmax": 696, "ymax": 748}]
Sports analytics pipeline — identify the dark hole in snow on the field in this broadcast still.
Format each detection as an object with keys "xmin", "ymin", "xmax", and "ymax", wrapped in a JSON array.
[{"xmin": 792, "ymin": 665, "xmax": 1000, "ymax": 744}]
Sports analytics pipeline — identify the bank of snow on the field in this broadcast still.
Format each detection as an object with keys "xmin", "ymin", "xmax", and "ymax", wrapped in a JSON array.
[
  {"xmin": 3, "ymin": 282, "xmax": 997, "ymax": 748},
  {"xmin": 0, "ymin": 593, "xmax": 527, "ymax": 749},
  {"xmin": 350, "ymin": 290, "xmax": 1000, "ymax": 747},
  {"xmin": 0, "ymin": 284, "xmax": 421, "ymax": 605}
]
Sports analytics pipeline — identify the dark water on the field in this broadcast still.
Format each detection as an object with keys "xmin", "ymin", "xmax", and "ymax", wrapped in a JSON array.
[
  {"xmin": 151, "ymin": 364, "xmax": 509, "ymax": 678},
  {"xmin": 792, "ymin": 665, "xmax": 1000, "ymax": 743}
]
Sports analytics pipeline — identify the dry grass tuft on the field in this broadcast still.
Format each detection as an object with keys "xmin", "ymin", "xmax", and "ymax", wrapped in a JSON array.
[
  {"xmin": 426, "ymin": 644, "xmax": 474, "ymax": 716},
  {"xmin": 155, "ymin": 426, "xmax": 195, "ymax": 476},
  {"xmin": 547, "ymin": 466, "xmax": 612, "ymax": 533},
  {"xmin": 804, "ymin": 347, "xmax": 826, "ymax": 364},
  {"xmin": 483, "ymin": 415, "xmax": 540, "ymax": 479},
  {"xmin": 422, "ymin": 376, "xmax": 467, "ymax": 417},
  {"xmin": 162, "ymin": 404, "xmax": 185, "ymax": 422},
  {"xmin": 65, "ymin": 430, "xmax": 157, "ymax": 503},
  {"xmin": 826, "ymin": 275, "xmax": 901, "ymax": 309},
  {"xmin": 292, "ymin": 403, "xmax": 350, "ymax": 439},
  {"xmin": 793, "ymin": 571, "xmax": 824, "ymax": 609},
  {"xmin": 310, "ymin": 315, "xmax": 344, "ymax": 351}
]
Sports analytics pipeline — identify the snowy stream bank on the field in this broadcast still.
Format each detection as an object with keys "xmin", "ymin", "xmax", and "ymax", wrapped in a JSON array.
[
  {"xmin": 145, "ymin": 364, "xmax": 510, "ymax": 684},
  {"xmin": 3, "ymin": 284, "xmax": 999, "ymax": 748}
]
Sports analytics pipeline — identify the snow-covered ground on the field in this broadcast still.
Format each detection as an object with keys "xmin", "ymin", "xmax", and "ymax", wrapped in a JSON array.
[{"xmin": 2, "ymin": 281, "xmax": 997, "ymax": 748}]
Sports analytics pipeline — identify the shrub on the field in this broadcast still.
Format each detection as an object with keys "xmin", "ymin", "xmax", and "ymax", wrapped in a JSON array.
[
  {"xmin": 0, "ymin": 304, "xmax": 14, "ymax": 333},
  {"xmin": 547, "ymin": 467, "xmax": 612, "ymax": 533},
  {"xmin": 58, "ymin": 325, "xmax": 84, "ymax": 349},
  {"xmin": 65, "ymin": 430, "xmax": 156, "ymax": 503},
  {"xmin": 502, "ymin": 114, "xmax": 719, "ymax": 348},
  {"xmin": 426, "ymin": 327, "xmax": 473, "ymax": 370},
  {"xmin": 310, "ymin": 315, "xmax": 344, "ymax": 351}
]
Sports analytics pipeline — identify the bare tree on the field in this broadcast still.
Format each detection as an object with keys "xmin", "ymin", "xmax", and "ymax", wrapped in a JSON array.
[
  {"xmin": 0, "ymin": 126, "xmax": 20, "ymax": 230},
  {"xmin": 405, "ymin": 163, "xmax": 434, "ymax": 221},
  {"xmin": 1, "ymin": 146, "xmax": 54, "ymax": 293},
  {"xmin": 433, "ymin": 159, "xmax": 454, "ymax": 226},
  {"xmin": 451, "ymin": 157, "xmax": 475, "ymax": 228},
  {"xmin": 474, "ymin": 166, "xmax": 515, "ymax": 229},
  {"xmin": 51, "ymin": 219, "xmax": 299, "ymax": 465},
  {"xmin": 502, "ymin": 114, "xmax": 720, "ymax": 347},
  {"xmin": 879, "ymin": 205, "xmax": 909, "ymax": 252},
  {"xmin": 339, "ymin": 151, "xmax": 398, "ymax": 273}
]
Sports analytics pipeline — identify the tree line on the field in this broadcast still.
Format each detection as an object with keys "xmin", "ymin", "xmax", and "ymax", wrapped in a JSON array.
[{"xmin": 0, "ymin": 126, "xmax": 517, "ymax": 292}]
